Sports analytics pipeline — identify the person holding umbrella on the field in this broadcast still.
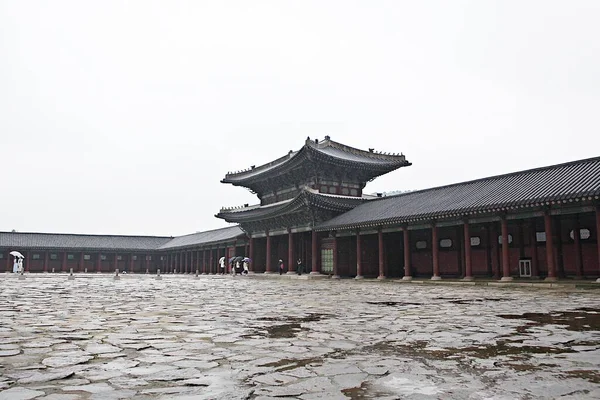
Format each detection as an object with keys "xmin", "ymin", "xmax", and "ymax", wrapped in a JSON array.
[
  {"xmin": 219, "ymin": 256, "xmax": 226, "ymax": 275},
  {"xmin": 10, "ymin": 251, "xmax": 24, "ymax": 273}
]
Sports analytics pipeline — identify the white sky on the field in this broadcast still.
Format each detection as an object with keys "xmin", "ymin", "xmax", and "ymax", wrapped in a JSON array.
[{"xmin": 1, "ymin": 1, "xmax": 599, "ymax": 236}]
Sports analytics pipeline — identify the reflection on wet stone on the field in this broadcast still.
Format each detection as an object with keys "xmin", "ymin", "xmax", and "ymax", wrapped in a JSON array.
[{"xmin": 0, "ymin": 275, "xmax": 599, "ymax": 399}]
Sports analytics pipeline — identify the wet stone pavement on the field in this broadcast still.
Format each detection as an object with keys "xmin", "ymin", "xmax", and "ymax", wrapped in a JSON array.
[{"xmin": 0, "ymin": 274, "xmax": 599, "ymax": 399}]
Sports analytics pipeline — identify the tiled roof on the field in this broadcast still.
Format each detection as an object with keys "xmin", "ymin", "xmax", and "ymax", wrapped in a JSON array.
[
  {"xmin": 0, "ymin": 232, "xmax": 172, "ymax": 251},
  {"xmin": 222, "ymin": 137, "xmax": 410, "ymax": 184},
  {"xmin": 157, "ymin": 226, "xmax": 245, "ymax": 250},
  {"xmin": 217, "ymin": 188, "xmax": 368, "ymax": 223},
  {"xmin": 316, "ymin": 156, "xmax": 600, "ymax": 231}
]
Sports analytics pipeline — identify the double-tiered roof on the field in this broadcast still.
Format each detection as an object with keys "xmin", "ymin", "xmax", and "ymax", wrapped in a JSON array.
[
  {"xmin": 217, "ymin": 137, "xmax": 410, "ymax": 234},
  {"xmin": 221, "ymin": 136, "xmax": 411, "ymax": 197}
]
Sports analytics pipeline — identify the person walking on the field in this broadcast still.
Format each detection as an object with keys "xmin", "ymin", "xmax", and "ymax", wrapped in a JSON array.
[
  {"xmin": 13, "ymin": 257, "xmax": 19, "ymax": 273},
  {"xmin": 278, "ymin": 259, "xmax": 284, "ymax": 275},
  {"xmin": 296, "ymin": 258, "xmax": 304, "ymax": 275}
]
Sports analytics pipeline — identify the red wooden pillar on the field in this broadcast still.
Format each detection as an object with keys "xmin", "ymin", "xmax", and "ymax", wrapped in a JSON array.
[
  {"xmin": 431, "ymin": 224, "xmax": 440, "ymax": 280},
  {"xmin": 573, "ymin": 216, "xmax": 583, "ymax": 278},
  {"xmin": 265, "ymin": 233, "xmax": 272, "ymax": 273},
  {"xmin": 185, "ymin": 250, "xmax": 189, "ymax": 274},
  {"xmin": 61, "ymin": 251, "xmax": 67, "ymax": 272},
  {"xmin": 463, "ymin": 221, "xmax": 473, "ymax": 280},
  {"xmin": 44, "ymin": 251, "xmax": 49, "ymax": 273},
  {"xmin": 97, "ymin": 253, "xmax": 102, "ymax": 273},
  {"xmin": 287, "ymin": 230, "xmax": 295, "ymax": 274},
  {"xmin": 5, "ymin": 253, "xmax": 10, "ymax": 272},
  {"xmin": 403, "ymin": 227, "xmax": 412, "ymax": 280},
  {"xmin": 529, "ymin": 220, "xmax": 539, "ymax": 277},
  {"xmin": 544, "ymin": 212, "xmax": 557, "ymax": 280},
  {"xmin": 355, "ymin": 229, "xmax": 363, "ymax": 279},
  {"xmin": 332, "ymin": 232, "xmax": 340, "ymax": 279},
  {"xmin": 113, "ymin": 253, "xmax": 118, "ymax": 272},
  {"xmin": 249, "ymin": 237, "xmax": 254, "ymax": 272},
  {"xmin": 209, "ymin": 249, "xmax": 214, "ymax": 274},
  {"xmin": 201, "ymin": 250, "xmax": 206, "ymax": 274},
  {"xmin": 311, "ymin": 230, "xmax": 319, "ymax": 274},
  {"xmin": 129, "ymin": 254, "xmax": 134, "ymax": 274},
  {"xmin": 500, "ymin": 217, "xmax": 512, "ymax": 281},
  {"xmin": 596, "ymin": 206, "xmax": 600, "ymax": 282},
  {"xmin": 26, "ymin": 251, "xmax": 30, "ymax": 272},
  {"xmin": 377, "ymin": 228, "xmax": 385, "ymax": 279},
  {"xmin": 79, "ymin": 252, "xmax": 84, "ymax": 273}
]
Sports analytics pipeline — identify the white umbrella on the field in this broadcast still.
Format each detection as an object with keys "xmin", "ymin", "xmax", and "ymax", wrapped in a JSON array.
[{"xmin": 10, "ymin": 251, "xmax": 24, "ymax": 258}]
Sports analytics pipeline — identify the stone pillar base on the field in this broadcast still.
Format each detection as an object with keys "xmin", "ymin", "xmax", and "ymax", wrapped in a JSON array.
[
  {"xmin": 286, "ymin": 271, "xmax": 296, "ymax": 275},
  {"xmin": 377, "ymin": 275, "xmax": 386, "ymax": 280},
  {"xmin": 544, "ymin": 276, "xmax": 558, "ymax": 282},
  {"xmin": 355, "ymin": 275, "xmax": 365, "ymax": 280},
  {"xmin": 462, "ymin": 276, "xmax": 474, "ymax": 281},
  {"xmin": 263, "ymin": 271, "xmax": 276, "ymax": 274},
  {"xmin": 500, "ymin": 276, "xmax": 514, "ymax": 282},
  {"xmin": 309, "ymin": 271, "xmax": 321, "ymax": 275},
  {"xmin": 331, "ymin": 275, "xmax": 341, "ymax": 280},
  {"xmin": 402, "ymin": 276, "xmax": 413, "ymax": 281},
  {"xmin": 431, "ymin": 275, "xmax": 442, "ymax": 281},
  {"xmin": 596, "ymin": 277, "xmax": 600, "ymax": 283}
]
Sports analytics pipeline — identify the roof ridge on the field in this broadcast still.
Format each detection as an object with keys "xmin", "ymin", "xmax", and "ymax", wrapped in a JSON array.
[
  {"xmin": 173, "ymin": 225, "xmax": 242, "ymax": 238},
  {"xmin": 374, "ymin": 155, "xmax": 600, "ymax": 202},
  {"xmin": 311, "ymin": 136, "xmax": 406, "ymax": 160},
  {"xmin": 0, "ymin": 231, "xmax": 172, "ymax": 239}
]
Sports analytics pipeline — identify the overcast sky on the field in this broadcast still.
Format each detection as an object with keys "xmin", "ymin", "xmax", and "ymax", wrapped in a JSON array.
[{"xmin": 1, "ymin": 1, "xmax": 599, "ymax": 237}]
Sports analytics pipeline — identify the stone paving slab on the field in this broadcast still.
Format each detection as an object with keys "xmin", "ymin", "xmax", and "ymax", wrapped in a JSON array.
[{"xmin": 0, "ymin": 273, "xmax": 599, "ymax": 399}]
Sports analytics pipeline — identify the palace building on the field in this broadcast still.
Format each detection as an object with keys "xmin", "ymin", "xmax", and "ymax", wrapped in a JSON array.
[{"xmin": 1, "ymin": 137, "xmax": 599, "ymax": 282}]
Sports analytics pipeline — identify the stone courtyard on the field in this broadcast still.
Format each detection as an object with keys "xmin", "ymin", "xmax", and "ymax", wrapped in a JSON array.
[{"xmin": 0, "ymin": 274, "xmax": 598, "ymax": 400}]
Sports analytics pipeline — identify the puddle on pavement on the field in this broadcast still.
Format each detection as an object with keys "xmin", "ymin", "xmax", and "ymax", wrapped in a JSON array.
[
  {"xmin": 366, "ymin": 301, "xmax": 422, "ymax": 307},
  {"xmin": 244, "ymin": 313, "xmax": 329, "ymax": 339},
  {"xmin": 259, "ymin": 356, "xmax": 323, "ymax": 371},
  {"xmin": 498, "ymin": 308, "xmax": 600, "ymax": 332},
  {"xmin": 341, "ymin": 380, "xmax": 397, "ymax": 400}
]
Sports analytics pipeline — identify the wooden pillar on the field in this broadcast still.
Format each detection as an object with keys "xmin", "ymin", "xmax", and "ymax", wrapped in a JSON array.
[
  {"xmin": 26, "ymin": 251, "xmax": 30, "ymax": 272},
  {"xmin": 463, "ymin": 221, "xmax": 473, "ymax": 280},
  {"xmin": 145, "ymin": 255, "xmax": 149, "ymax": 273},
  {"xmin": 287, "ymin": 230, "xmax": 295, "ymax": 274},
  {"xmin": 185, "ymin": 250, "xmax": 189, "ymax": 274},
  {"xmin": 129, "ymin": 254, "xmax": 134, "ymax": 274},
  {"xmin": 310, "ymin": 230, "xmax": 319, "ymax": 274},
  {"xmin": 544, "ymin": 212, "xmax": 557, "ymax": 280},
  {"xmin": 202, "ymin": 249, "xmax": 206, "ymax": 274},
  {"xmin": 265, "ymin": 233, "xmax": 272, "ymax": 273},
  {"xmin": 61, "ymin": 251, "xmax": 67, "ymax": 272},
  {"xmin": 403, "ymin": 227, "xmax": 412, "ymax": 280},
  {"xmin": 79, "ymin": 252, "xmax": 84, "ymax": 273},
  {"xmin": 5, "ymin": 252, "xmax": 10, "ymax": 272},
  {"xmin": 355, "ymin": 229, "xmax": 363, "ymax": 279},
  {"xmin": 377, "ymin": 228, "xmax": 385, "ymax": 279},
  {"xmin": 529, "ymin": 219, "xmax": 539, "ymax": 277},
  {"xmin": 113, "ymin": 253, "xmax": 118, "ymax": 272},
  {"xmin": 209, "ymin": 248, "xmax": 214, "ymax": 274},
  {"xmin": 44, "ymin": 251, "xmax": 49, "ymax": 273},
  {"xmin": 573, "ymin": 216, "xmax": 583, "ymax": 278},
  {"xmin": 501, "ymin": 217, "xmax": 512, "ymax": 281},
  {"xmin": 596, "ymin": 206, "xmax": 600, "ymax": 282},
  {"xmin": 332, "ymin": 232, "xmax": 340, "ymax": 279},
  {"xmin": 431, "ymin": 223, "xmax": 441, "ymax": 280},
  {"xmin": 249, "ymin": 237, "xmax": 254, "ymax": 272}
]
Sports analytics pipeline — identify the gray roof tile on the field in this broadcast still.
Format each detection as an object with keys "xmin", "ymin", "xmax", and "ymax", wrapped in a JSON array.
[
  {"xmin": 157, "ymin": 226, "xmax": 245, "ymax": 250},
  {"xmin": 0, "ymin": 232, "xmax": 172, "ymax": 251},
  {"xmin": 316, "ymin": 156, "xmax": 600, "ymax": 231}
]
